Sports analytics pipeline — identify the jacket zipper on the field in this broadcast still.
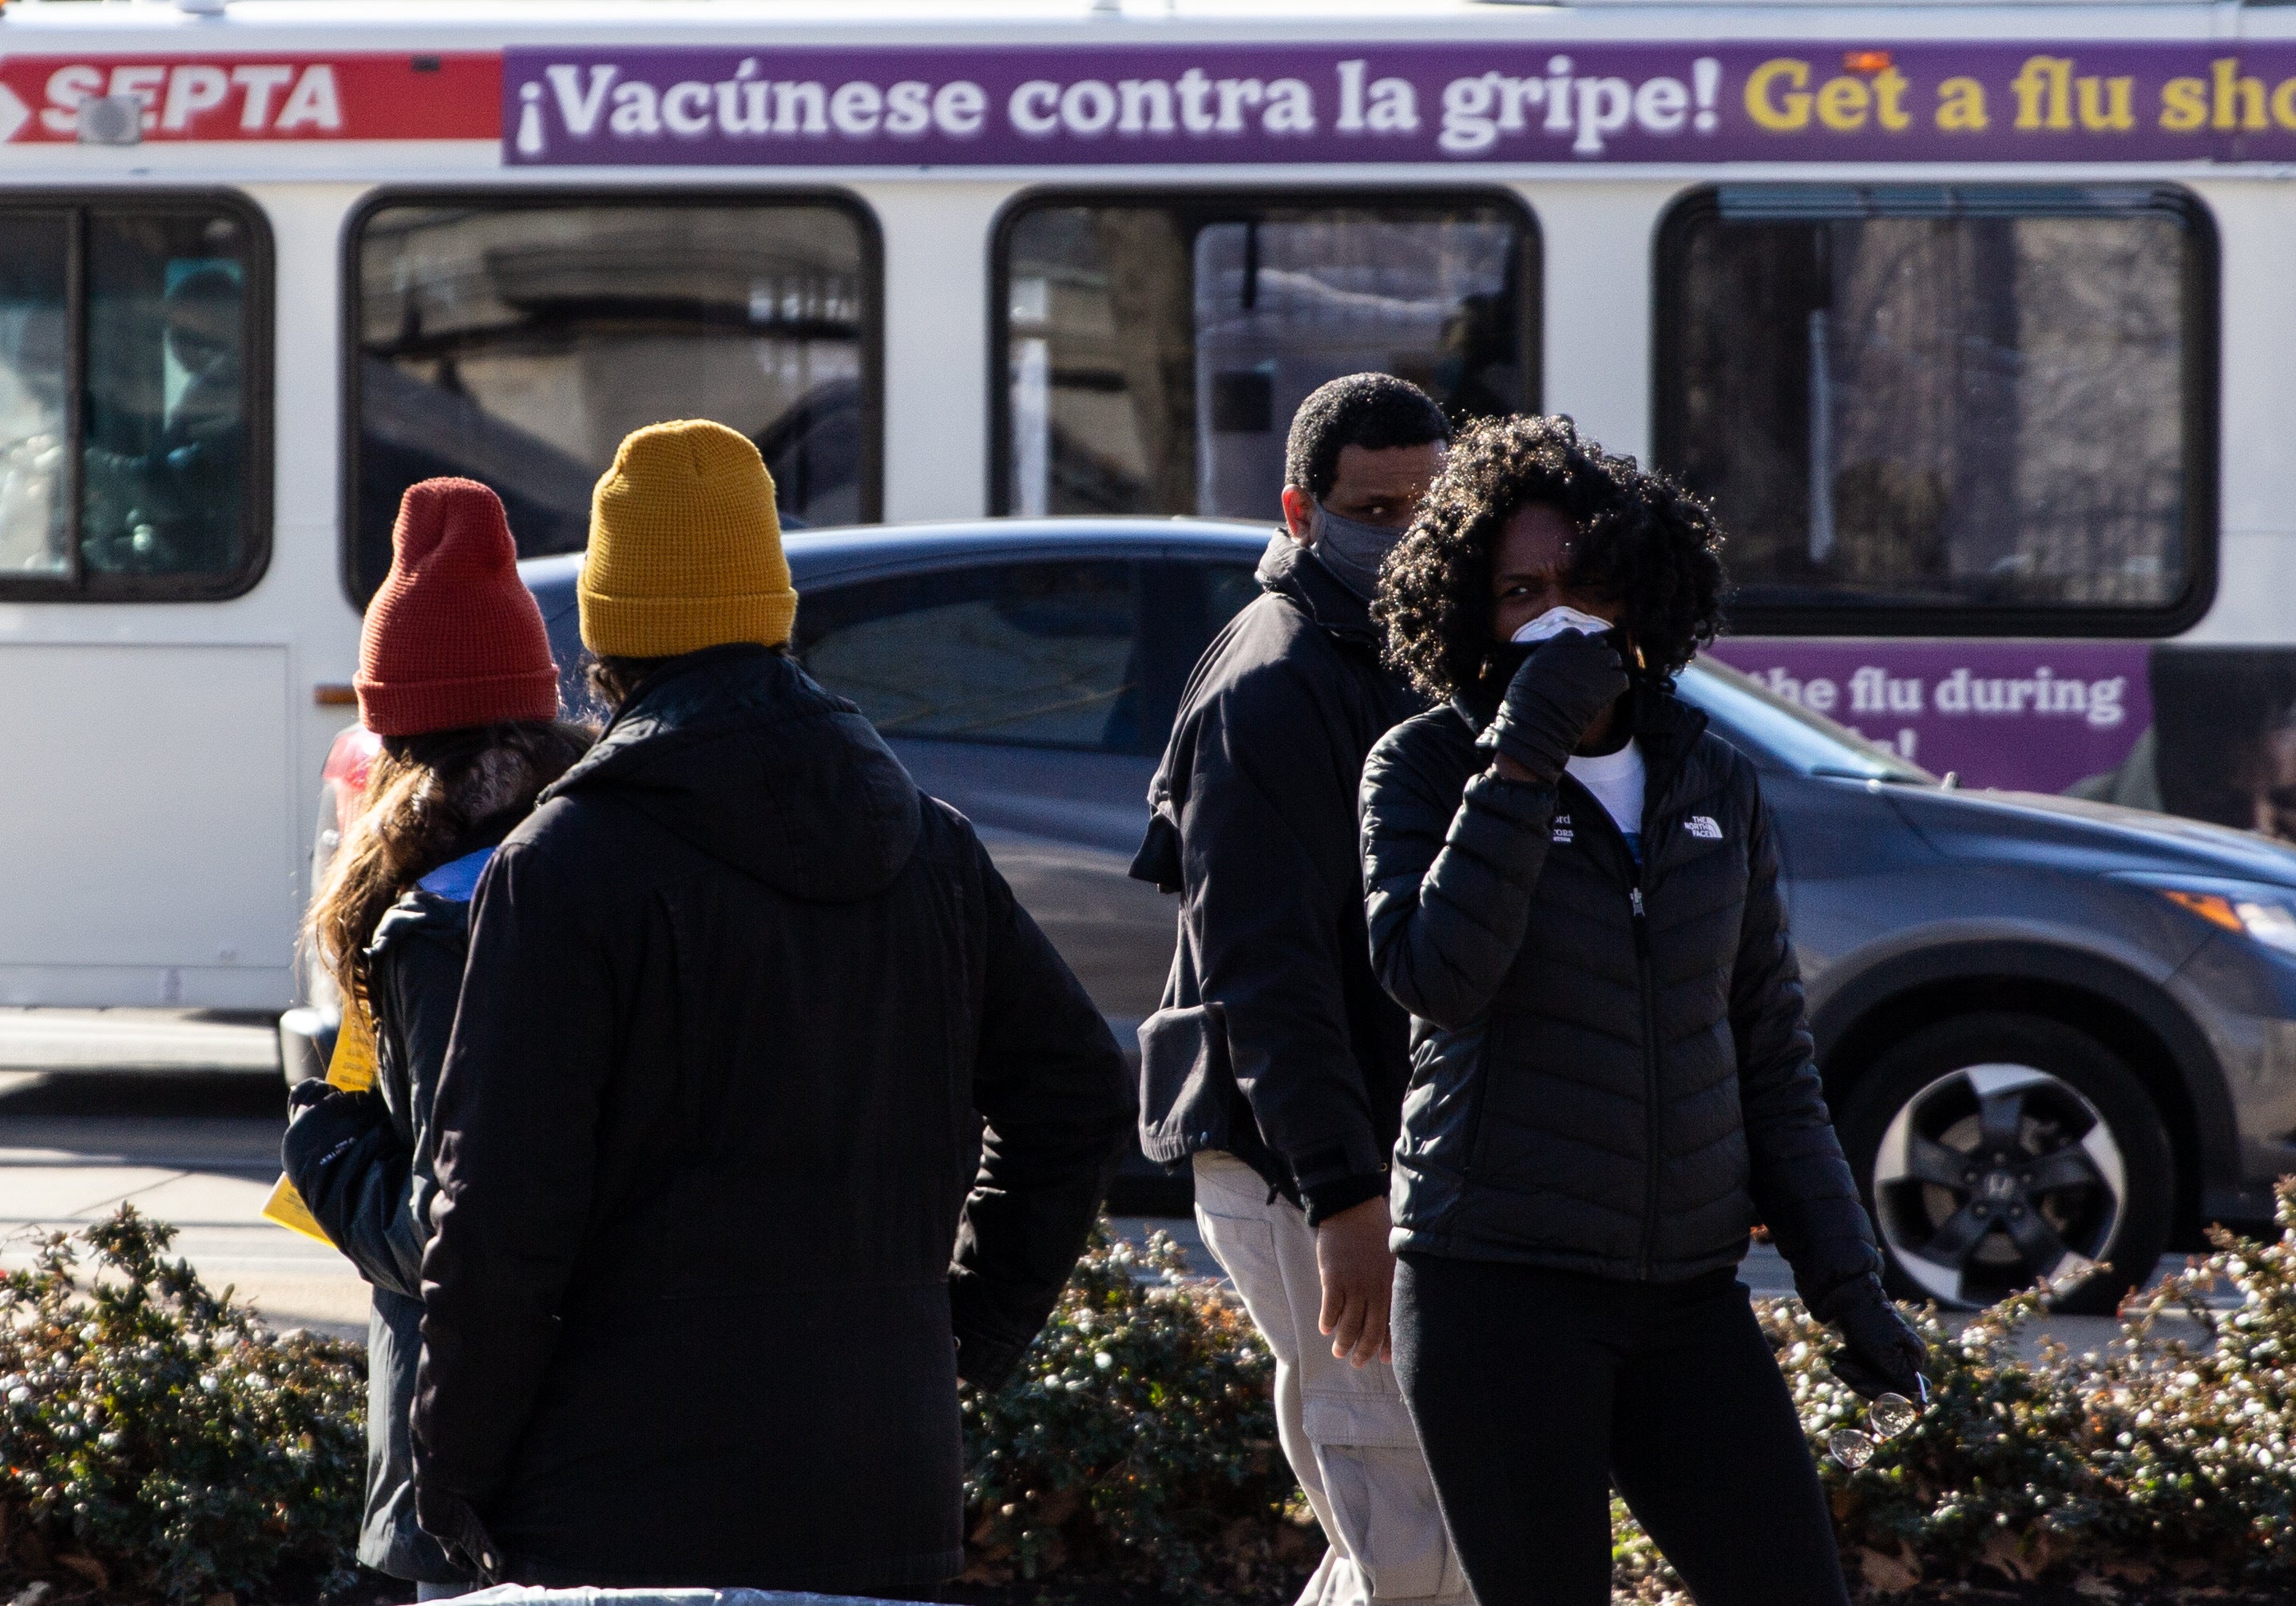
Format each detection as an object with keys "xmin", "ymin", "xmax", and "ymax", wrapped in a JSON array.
[
  {"xmin": 1564, "ymin": 706, "xmax": 1699, "ymax": 1279},
  {"xmin": 1631, "ymin": 880, "xmax": 1660, "ymax": 1279},
  {"xmin": 1564, "ymin": 769, "xmax": 1667, "ymax": 1279}
]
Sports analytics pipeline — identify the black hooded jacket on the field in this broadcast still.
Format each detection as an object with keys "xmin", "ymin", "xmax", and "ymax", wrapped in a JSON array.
[
  {"xmin": 1359, "ymin": 677, "xmax": 1879, "ymax": 1305},
  {"xmin": 411, "ymin": 644, "xmax": 1130, "ymax": 1592},
  {"xmin": 1130, "ymin": 536, "xmax": 1426, "ymax": 1224}
]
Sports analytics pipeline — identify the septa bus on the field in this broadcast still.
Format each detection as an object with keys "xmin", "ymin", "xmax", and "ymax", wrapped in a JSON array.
[{"xmin": 0, "ymin": 0, "xmax": 2288, "ymax": 1013}]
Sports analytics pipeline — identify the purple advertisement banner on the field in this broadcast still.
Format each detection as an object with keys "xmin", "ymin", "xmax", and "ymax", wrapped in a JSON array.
[
  {"xmin": 1704, "ymin": 640, "xmax": 2151, "ymax": 795},
  {"xmin": 504, "ymin": 41, "xmax": 2296, "ymax": 166}
]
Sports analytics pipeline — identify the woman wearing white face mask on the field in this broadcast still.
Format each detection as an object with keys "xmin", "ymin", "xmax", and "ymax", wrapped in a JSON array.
[{"xmin": 1358, "ymin": 417, "xmax": 1925, "ymax": 1606}]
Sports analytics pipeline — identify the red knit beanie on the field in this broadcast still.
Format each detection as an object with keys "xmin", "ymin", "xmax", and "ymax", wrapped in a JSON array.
[{"xmin": 355, "ymin": 478, "xmax": 560, "ymax": 736}]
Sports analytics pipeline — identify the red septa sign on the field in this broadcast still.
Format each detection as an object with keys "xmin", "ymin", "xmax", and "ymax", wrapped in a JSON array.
[{"xmin": 0, "ymin": 53, "xmax": 500, "ymax": 143}]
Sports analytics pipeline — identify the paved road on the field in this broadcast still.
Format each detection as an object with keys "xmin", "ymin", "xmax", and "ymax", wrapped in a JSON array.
[
  {"xmin": 0, "ymin": 1009, "xmax": 2238, "ymax": 1358},
  {"xmin": 0, "ymin": 1006, "xmax": 281, "ymax": 1075},
  {"xmin": 0, "ymin": 1010, "xmax": 371, "ymax": 1341}
]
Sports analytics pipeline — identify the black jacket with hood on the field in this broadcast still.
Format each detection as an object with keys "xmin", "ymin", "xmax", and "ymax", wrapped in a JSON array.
[
  {"xmin": 1359, "ymin": 675, "xmax": 1881, "ymax": 1307},
  {"xmin": 281, "ymin": 823, "xmax": 515, "ymax": 1586},
  {"xmin": 1130, "ymin": 535, "xmax": 1426, "ymax": 1224},
  {"xmin": 410, "ymin": 644, "xmax": 1131, "ymax": 1592}
]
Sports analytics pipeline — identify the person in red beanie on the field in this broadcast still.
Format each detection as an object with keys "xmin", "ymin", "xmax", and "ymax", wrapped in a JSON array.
[{"xmin": 280, "ymin": 478, "xmax": 593, "ymax": 1601}]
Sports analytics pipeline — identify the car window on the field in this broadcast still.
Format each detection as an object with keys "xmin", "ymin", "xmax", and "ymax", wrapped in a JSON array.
[
  {"xmin": 1128, "ymin": 557, "xmax": 1267, "ymax": 745},
  {"xmin": 799, "ymin": 561, "xmax": 1147, "ymax": 753},
  {"xmin": 1204, "ymin": 561, "xmax": 1262, "ymax": 635},
  {"xmin": 1679, "ymin": 656, "xmax": 1935, "ymax": 783}
]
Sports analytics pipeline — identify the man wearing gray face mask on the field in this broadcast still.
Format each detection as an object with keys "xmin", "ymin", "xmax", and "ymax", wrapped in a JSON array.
[
  {"xmin": 1132, "ymin": 374, "xmax": 1465, "ymax": 1606},
  {"xmin": 1285, "ymin": 446, "xmax": 1436, "ymax": 601}
]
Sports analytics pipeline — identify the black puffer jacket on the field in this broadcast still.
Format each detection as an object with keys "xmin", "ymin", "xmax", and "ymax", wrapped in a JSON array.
[
  {"xmin": 1360, "ymin": 681, "xmax": 1879, "ymax": 1304},
  {"xmin": 412, "ymin": 644, "xmax": 1130, "ymax": 1592},
  {"xmin": 1131, "ymin": 535, "xmax": 1425, "ymax": 1223}
]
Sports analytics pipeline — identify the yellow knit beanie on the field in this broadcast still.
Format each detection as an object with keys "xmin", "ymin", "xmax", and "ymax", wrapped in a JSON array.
[{"xmin": 579, "ymin": 419, "xmax": 797, "ymax": 656}]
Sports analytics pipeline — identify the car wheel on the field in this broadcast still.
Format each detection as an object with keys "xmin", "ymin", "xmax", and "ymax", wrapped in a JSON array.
[{"xmin": 1838, "ymin": 1013, "xmax": 2173, "ymax": 1315}]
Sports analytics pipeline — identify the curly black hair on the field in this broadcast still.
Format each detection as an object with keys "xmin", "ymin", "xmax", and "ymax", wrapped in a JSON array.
[{"xmin": 1374, "ymin": 415, "xmax": 1726, "ymax": 702}]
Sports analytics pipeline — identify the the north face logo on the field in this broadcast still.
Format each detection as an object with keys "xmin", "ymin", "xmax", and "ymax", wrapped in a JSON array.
[{"xmin": 1685, "ymin": 815, "xmax": 1723, "ymax": 839}]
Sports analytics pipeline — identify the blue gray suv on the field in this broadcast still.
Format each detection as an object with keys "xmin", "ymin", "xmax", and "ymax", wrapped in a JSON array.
[{"xmin": 515, "ymin": 518, "xmax": 2296, "ymax": 1314}]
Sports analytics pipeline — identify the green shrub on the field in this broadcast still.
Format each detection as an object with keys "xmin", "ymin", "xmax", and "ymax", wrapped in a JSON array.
[
  {"xmin": 960, "ymin": 1224, "xmax": 1314, "ymax": 1598},
  {"xmin": 11, "ymin": 1190, "xmax": 2296, "ymax": 1604},
  {"xmin": 0, "ymin": 1206, "xmax": 367, "ymax": 1603},
  {"xmin": 1620, "ymin": 1179, "xmax": 2296, "ymax": 1600},
  {"xmin": 970, "ymin": 1194, "xmax": 2296, "ymax": 1604}
]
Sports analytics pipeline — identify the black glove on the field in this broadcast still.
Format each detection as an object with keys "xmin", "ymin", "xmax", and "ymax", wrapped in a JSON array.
[
  {"xmin": 1814, "ymin": 1276, "xmax": 1927, "ymax": 1401},
  {"xmin": 285, "ymin": 1075, "xmax": 335, "ymax": 1120},
  {"xmin": 280, "ymin": 1085, "xmax": 393, "ymax": 1220},
  {"xmin": 1476, "ymin": 629, "xmax": 1629, "ymax": 786}
]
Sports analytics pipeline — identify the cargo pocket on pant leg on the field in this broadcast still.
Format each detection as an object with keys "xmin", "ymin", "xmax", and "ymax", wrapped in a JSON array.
[
  {"xmin": 1192, "ymin": 1204, "xmax": 1288, "ymax": 1367},
  {"xmin": 1303, "ymin": 1393, "xmax": 1465, "ymax": 1601}
]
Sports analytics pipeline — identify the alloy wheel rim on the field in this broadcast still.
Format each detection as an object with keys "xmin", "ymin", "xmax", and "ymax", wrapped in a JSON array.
[{"xmin": 1872, "ymin": 1062, "xmax": 2127, "ymax": 1307}]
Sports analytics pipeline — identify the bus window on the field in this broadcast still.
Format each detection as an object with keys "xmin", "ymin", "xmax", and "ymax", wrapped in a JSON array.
[
  {"xmin": 350, "ymin": 196, "xmax": 879, "ymax": 601},
  {"xmin": 1656, "ymin": 186, "xmax": 2212, "ymax": 632},
  {"xmin": 0, "ymin": 199, "xmax": 266, "ymax": 598},
  {"xmin": 997, "ymin": 195, "xmax": 1537, "ymax": 520},
  {"xmin": 0, "ymin": 213, "xmax": 69, "ymax": 581}
]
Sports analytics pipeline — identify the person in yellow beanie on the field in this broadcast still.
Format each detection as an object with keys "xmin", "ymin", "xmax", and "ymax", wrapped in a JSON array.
[
  {"xmin": 577, "ymin": 418, "xmax": 799, "ymax": 670},
  {"xmin": 411, "ymin": 420, "xmax": 1131, "ymax": 1593}
]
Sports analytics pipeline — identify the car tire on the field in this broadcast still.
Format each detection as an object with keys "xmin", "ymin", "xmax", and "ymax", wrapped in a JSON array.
[{"xmin": 1838, "ymin": 1013, "xmax": 2173, "ymax": 1315}]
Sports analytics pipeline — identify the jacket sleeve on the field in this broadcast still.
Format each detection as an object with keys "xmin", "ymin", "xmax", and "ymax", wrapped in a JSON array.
[
  {"xmin": 286, "ymin": 911, "xmax": 471, "ymax": 1303},
  {"xmin": 1362, "ymin": 724, "xmax": 1558, "ymax": 1032},
  {"xmin": 951, "ymin": 841, "xmax": 1132, "ymax": 1392},
  {"xmin": 413, "ymin": 841, "xmax": 619, "ymax": 1532},
  {"xmin": 1730, "ymin": 786, "xmax": 1881, "ymax": 1309},
  {"xmin": 281, "ymin": 1086, "xmax": 414, "ymax": 1297},
  {"xmin": 1176, "ymin": 676, "xmax": 1387, "ymax": 1222}
]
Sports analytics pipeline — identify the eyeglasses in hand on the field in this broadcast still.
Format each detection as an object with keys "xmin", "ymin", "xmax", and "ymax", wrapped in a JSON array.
[{"xmin": 1826, "ymin": 1378, "xmax": 1928, "ymax": 1470}]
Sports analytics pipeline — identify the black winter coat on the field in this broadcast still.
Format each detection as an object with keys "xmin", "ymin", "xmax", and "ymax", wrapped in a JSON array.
[
  {"xmin": 1131, "ymin": 536, "xmax": 1426, "ymax": 1224},
  {"xmin": 282, "ymin": 834, "xmax": 508, "ymax": 1586},
  {"xmin": 1360, "ymin": 682, "xmax": 1880, "ymax": 1304},
  {"xmin": 411, "ymin": 644, "xmax": 1131, "ymax": 1592}
]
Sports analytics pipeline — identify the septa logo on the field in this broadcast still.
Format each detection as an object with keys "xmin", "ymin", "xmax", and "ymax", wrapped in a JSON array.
[{"xmin": 0, "ymin": 54, "xmax": 501, "ymax": 143}]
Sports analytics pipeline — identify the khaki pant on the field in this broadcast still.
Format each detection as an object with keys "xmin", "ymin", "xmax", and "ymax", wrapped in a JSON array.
[{"xmin": 1193, "ymin": 1152, "xmax": 1473, "ymax": 1606}]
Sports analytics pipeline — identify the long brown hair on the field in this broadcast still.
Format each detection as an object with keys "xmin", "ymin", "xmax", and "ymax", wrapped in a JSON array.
[{"xmin": 305, "ymin": 719, "xmax": 593, "ymax": 1005}]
